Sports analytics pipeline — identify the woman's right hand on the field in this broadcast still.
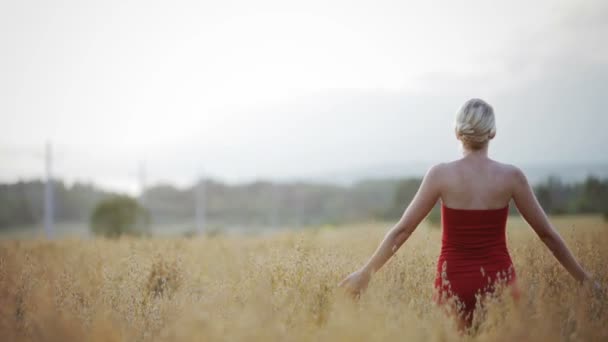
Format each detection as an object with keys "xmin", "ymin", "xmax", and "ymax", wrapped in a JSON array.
[
  {"xmin": 590, "ymin": 280, "xmax": 605, "ymax": 300},
  {"xmin": 582, "ymin": 277, "xmax": 606, "ymax": 301},
  {"xmin": 338, "ymin": 269, "xmax": 371, "ymax": 298}
]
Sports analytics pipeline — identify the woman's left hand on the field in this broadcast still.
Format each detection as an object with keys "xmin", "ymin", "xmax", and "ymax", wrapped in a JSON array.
[{"xmin": 338, "ymin": 269, "xmax": 371, "ymax": 298}]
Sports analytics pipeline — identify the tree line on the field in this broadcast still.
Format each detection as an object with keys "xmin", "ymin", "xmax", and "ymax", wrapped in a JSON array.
[{"xmin": 0, "ymin": 175, "xmax": 606, "ymax": 230}]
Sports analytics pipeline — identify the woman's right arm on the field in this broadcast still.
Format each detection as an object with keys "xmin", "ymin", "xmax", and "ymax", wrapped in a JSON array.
[{"xmin": 511, "ymin": 166, "xmax": 593, "ymax": 283}]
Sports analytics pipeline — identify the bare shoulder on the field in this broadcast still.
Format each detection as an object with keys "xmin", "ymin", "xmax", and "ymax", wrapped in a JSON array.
[
  {"xmin": 419, "ymin": 163, "xmax": 448, "ymax": 194},
  {"xmin": 431, "ymin": 160, "xmax": 463, "ymax": 176},
  {"xmin": 423, "ymin": 162, "xmax": 452, "ymax": 186},
  {"xmin": 426, "ymin": 162, "xmax": 448, "ymax": 177},
  {"xmin": 492, "ymin": 161, "xmax": 528, "ymax": 186}
]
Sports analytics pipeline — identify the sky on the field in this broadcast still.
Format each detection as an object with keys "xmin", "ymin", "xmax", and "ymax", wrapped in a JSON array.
[{"xmin": 1, "ymin": 0, "xmax": 607, "ymax": 193}]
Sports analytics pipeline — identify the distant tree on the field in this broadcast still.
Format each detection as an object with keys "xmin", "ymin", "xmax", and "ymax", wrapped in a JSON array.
[
  {"xmin": 574, "ymin": 176, "xmax": 608, "ymax": 214},
  {"xmin": 383, "ymin": 179, "xmax": 422, "ymax": 220},
  {"xmin": 90, "ymin": 196, "xmax": 149, "ymax": 238},
  {"xmin": 381, "ymin": 178, "xmax": 441, "ymax": 227},
  {"xmin": 535, "ymin": 184, "xmax": 553, "ymax": 212},
  {"xmin": 534, "ymin": 176, "xmax": 574, "ymax": 215},
  {"xmin": 426, "ymin": 204, "xmax": 442, "ymax": 227}
]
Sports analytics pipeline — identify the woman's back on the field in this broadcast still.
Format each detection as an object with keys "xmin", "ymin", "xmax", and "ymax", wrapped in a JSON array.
[{"xmin": 438, "ymin": 156, "xmax": 516, "ymax": 210}]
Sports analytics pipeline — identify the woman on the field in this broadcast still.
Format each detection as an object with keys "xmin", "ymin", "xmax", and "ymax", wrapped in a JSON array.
[{"xmin": 339, "ymin": 98, "xmax": 601, "ymax": 326}]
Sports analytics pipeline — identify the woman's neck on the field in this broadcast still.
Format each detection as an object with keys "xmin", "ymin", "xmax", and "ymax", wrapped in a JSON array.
[{"xmin": 462, "ymin": 145, "xmax": 489, "ymax": 159}]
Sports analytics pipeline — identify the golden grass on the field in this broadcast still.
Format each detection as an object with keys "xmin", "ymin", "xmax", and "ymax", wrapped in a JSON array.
[{"xmin": 1, "ymin": 215, "xmax": 607, "ymax": 341}]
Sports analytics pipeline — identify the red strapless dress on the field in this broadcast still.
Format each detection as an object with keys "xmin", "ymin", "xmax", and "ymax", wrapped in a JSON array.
[{"xmin": 434, "ymin": 203, "xmax": 519, "ymax": 323}]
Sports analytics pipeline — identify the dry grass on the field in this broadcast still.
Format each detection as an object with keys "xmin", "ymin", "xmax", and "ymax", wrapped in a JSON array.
[{"xmin": 1, "ymin": 215, "xmax": 607, "ymax": 341}]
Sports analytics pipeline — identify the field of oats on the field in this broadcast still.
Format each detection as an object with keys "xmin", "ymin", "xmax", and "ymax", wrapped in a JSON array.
[{"xmin": 1, "ymin": 215, "xmax": 607, "ymax": 342}]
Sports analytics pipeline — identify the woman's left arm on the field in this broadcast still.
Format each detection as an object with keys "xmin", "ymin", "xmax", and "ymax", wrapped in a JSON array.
[{"xmin": 339, "ymin": 164, "xmax": 443, "ymax": 296}]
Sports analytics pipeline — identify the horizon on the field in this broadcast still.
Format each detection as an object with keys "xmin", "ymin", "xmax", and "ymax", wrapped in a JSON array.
[{"xmin": 3, "ymin": 159, "xmax": 608, "ymax": 196}]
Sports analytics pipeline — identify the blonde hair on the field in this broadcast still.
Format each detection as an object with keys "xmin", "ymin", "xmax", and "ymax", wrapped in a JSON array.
[{"xmin": 455, "ymin": 98, "xmax": 496, "ymax": 150}]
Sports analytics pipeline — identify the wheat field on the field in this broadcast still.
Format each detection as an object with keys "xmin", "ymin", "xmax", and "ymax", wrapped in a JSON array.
[{"xmin": 1, "ymin": 215, "xmax": 607, "ymax": 342}]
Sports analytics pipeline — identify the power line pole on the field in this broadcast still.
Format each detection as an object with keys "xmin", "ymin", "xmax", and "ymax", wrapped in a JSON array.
[
  {"xmin": 195, "ymin": 176, "xmax": 205, "ymax": 235},
  {"xmin": 138, "ymin": 161, "xmax": 147, "ymax": 207},
  {"xmin": 44, "ymin": 141, "xmax": 54, "ymax": 239},
  {"xmin": 271, "ymin": 184, "xmax": 279, "ymax": 228}
]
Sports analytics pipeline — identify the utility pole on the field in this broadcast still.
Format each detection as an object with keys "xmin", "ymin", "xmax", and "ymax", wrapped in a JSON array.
[
  {"xmin": 138, "ymin": 161, "xmax": 147, "ymax": 207},
  {"xmin": 195, "ymin": 176, "xmax": 205, "ymax": 235},
  {"xmin": 271, "ymin": 184, "xmax": 279, "ymax": 228},
  {"xmin": 44, "ymin": 141, "xmax": 54, "ymax": 239}
]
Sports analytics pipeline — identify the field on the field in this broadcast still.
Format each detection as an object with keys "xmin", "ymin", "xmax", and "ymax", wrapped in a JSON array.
[{"xmin": 1, "ymin": 215, "xmax": 607, "ymax": 341}]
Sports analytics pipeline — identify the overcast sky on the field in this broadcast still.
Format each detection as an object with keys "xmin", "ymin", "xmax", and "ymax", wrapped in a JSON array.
[{"xmin": 1, "ymin": 0, "xmax": 607, "ymax": 193}]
